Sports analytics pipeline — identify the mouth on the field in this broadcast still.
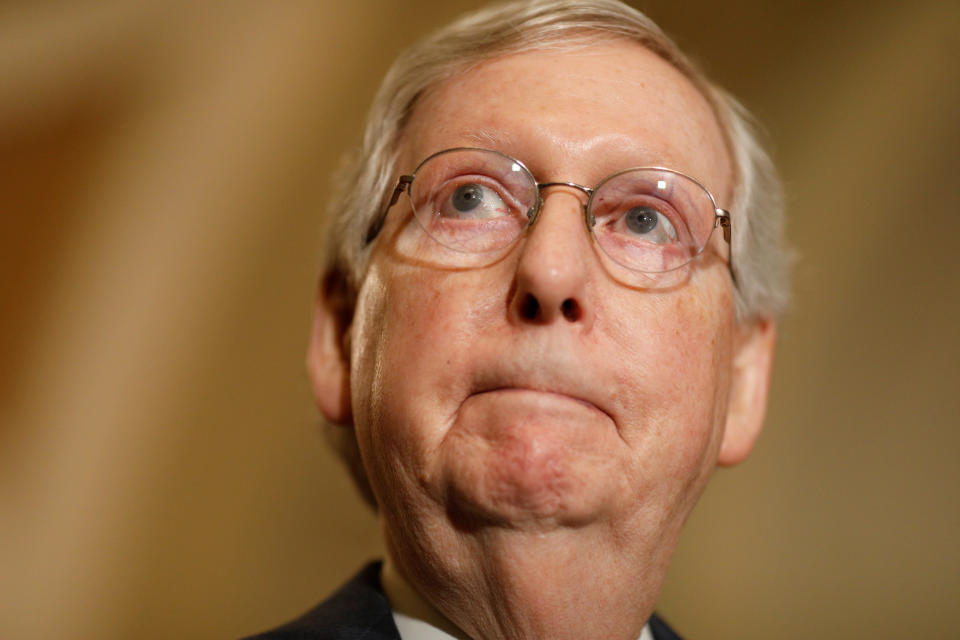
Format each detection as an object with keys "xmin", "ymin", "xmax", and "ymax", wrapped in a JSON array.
[
  {"xmin": 468, "ymin": 382, "xmax": 612, "ymax": 423},
  {"xmin": 462, "ymin": 345, "xmax": 618, "ymax": 427},
  {"xmin": 476, "ymin": 386, "xmax": 600, "ymax": 411}
]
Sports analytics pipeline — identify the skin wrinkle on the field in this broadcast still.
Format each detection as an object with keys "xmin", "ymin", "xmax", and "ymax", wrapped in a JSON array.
[
  {"xmin": 314, "ymin": 39, "xmax": 774, "ymax": 640},
  {"xmin": 402, "ymin": 43, "xmax": 730, "ymax": 201}
]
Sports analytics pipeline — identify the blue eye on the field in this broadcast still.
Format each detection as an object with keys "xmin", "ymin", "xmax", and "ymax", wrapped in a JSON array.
[
  {"xmin": 451, "ymin": 184, "xmax": 484, "ymax": 213},
  {"xmin": 625, "ymin": 206, "xmax": 659, "ymax": 234},
  {"xmin": 621, "ymin": 205, "xmax": 677, "ymax": 244},
  {"xmin": 440, "ymin": 182, "xmax": 509, "ymax": 219}
]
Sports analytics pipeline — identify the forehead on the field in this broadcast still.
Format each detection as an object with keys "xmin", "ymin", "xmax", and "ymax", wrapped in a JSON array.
[{"xmin": 401, "ymin": 39, "xmax": 733, "ymax": 202}]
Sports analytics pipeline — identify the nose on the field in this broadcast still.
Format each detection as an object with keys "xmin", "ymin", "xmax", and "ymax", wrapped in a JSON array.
[{"xmin": 509, "ymin": 189, "xmax": 595, "ymax": 328}]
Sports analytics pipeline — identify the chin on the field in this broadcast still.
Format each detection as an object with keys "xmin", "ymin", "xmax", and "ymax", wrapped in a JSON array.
[
  {"xmin": 438, "ymin": 433, "xmax": 616, "ymax": 530},
  {"xmin": 433, "ymin": 386, "xmax": 623, "ymax": 529}
]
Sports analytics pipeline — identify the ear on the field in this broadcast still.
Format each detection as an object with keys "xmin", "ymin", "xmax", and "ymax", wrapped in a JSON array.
[
  {"xmin": 306, "ymin": 270, "xmax": 354, "ymax": 425},
  {"xmin": 717, "ymin": 316, "xmax": 777, "ymax": 467}
]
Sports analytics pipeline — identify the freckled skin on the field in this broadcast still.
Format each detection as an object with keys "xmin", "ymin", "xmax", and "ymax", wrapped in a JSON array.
[{"xmin": 342, "ymin": 41, "xmax": 754, "ymax": 640}]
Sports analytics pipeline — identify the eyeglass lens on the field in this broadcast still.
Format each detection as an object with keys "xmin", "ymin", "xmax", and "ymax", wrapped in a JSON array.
[{"xmin": 406, "ymin": 148, "xmax": 719, "ymax": 274}]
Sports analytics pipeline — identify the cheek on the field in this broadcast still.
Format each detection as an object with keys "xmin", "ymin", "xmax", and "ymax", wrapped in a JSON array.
[
  {"xmin": 607, "ymin": 275, "xmax": 735, "ymax": 490},
  {"xmin": 596, "ymin": 279, "xmax": 735, "ymax": 550},
  {"xmin": 349, "ymin": 260, "xmax": 503, "ymax": 486}
]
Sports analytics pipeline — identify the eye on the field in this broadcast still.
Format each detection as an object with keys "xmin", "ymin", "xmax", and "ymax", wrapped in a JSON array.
[
  {"xmin": 621, "ymin": 205, "xmax": 678, "ymax": 244},
  {"xmin": 439, "ymin": 182, "xmax": 510, "ymax": 219}
]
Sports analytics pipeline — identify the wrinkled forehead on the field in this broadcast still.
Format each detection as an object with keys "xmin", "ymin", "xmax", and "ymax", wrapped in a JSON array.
[{"xmin": 398, "ymin": 40, "xmax": 733, "ymax": 203}]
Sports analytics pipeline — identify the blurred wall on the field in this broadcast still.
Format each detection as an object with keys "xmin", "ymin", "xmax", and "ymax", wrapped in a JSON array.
[{"xmin": 1, "ymin": 1, "xmax": 957, "ymax": 638}]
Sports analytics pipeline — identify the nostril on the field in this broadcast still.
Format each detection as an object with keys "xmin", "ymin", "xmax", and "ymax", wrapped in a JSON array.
[
  {"xmin": 514, "ymin": 293, "xmax": 583, "ymax": 323},
  {"xmin": 520, "ymin": 294, "xmax": 540, "ymax": 320}
]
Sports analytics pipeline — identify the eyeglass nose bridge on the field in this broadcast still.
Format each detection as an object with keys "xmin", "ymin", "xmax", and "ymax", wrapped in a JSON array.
[{"xmin": 529, "ymin": 181, "xmax": 597, "ymax": 230}]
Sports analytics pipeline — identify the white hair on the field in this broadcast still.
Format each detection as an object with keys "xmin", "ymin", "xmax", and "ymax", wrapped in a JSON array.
[{"xmin": 321, "ymin": 0, "xmax": 790, "ymax": 506}]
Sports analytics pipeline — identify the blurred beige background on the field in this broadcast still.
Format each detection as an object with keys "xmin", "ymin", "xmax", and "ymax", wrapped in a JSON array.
[{"xmin": 1, "ymin": 1, "xmax": 957, "ymax": 638}]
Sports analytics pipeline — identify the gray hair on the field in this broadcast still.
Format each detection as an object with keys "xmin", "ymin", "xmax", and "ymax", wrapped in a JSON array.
[{"xmin": 322, "ymin": 0, "xmax": 790, "ymax": 507}]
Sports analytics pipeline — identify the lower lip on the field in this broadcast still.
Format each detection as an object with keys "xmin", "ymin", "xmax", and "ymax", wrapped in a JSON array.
[
  {"xmin": 470, "ymin": 387, "xmax": 606, "ymax": 420},
  {"xmin": 483, "ymin": 387, "xmax": 592, "ymax": 405},
  {"xmin": 453, "ymin": 388, "xmax": 611, "ymax": 458}
]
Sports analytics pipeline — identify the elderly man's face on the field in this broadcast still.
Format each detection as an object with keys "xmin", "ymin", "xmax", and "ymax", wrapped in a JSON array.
[{"xmin": 312, "ymin": 40, "xmax": 773, "ymax": 597}]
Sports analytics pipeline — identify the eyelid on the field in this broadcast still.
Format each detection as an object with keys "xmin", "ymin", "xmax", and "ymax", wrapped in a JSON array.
[
  {"xmin": 434, "ymin": 174, "xmax": 529, "ymax": 216},
  {"xmin": 593, "ymin": 195, "xmax": 689, "ymax": 236}
]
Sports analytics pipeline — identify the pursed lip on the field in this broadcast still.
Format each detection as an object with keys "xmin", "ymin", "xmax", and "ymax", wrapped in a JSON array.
[
  {"xmin": 474, "ymin": 386, "xmax": 602, "ymax": 413},
  {"xmin": 468, "ymin": 373, "xmax": 614, "ymax": 422},
  {"xmin": 460, "ymin": 339, "xmax": 620, "ymax": 425}
]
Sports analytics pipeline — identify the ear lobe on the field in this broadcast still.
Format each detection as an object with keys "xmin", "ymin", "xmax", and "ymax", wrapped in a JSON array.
[
  {"xmin": 306, "ymin": 270, "xmax": 354, "ymax": 426},
  {"xmin": 717, "ymin": 316, "xmax": 777, "ymax": 467}
]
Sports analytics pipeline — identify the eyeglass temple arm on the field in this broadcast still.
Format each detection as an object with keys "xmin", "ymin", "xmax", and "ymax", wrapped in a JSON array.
[
  {"xmin": 715, "ymin": 208, "xmax": 737, "ymax": 287},
  {"xmin": 366, "ymin": 175, "xmax": 414, "ymax": 244},
  {"xmin": 716, "ymin": 208, "xmax": 731, "ymax": 244}
]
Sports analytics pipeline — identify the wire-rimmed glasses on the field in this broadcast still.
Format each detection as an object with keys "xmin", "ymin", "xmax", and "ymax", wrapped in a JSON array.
[{"xmin": 368, "ymin": 147, "xmax": 730, "ymax": 277}]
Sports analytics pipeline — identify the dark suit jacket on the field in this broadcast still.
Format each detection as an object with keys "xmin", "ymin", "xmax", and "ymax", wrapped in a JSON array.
[{"xmin": 243, "ymin": 561, "xmax": 683, "ymax": 640}]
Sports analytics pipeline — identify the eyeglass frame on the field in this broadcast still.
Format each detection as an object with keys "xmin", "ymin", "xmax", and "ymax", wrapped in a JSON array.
[{"xmin": 365, "ymin": 147, "xmax": 733, "ymax": 276}]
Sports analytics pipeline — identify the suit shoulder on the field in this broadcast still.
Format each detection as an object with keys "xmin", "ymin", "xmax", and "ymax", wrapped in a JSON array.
[
  {"xmin": 241, "ymin": 562, "xmax": 400, "ymax": 640},
  {"xmin": 649, "ymin": 612, "xmax": 685, "ymax": 640}
]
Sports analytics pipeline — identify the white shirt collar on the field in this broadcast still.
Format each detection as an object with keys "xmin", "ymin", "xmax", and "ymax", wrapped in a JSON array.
[
  {"xmin": 383, "ymin": 559, "xmax": 654, "ymax": 640},
  {"xmin": 393, "ymin": 612, "xmax": 654, "ymax": 640}
]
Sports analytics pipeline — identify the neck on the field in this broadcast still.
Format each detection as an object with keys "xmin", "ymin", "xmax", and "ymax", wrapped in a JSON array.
[
  {"xmin": 385, "ymin": 523, "xmax": 668, "ymax": 640},
  {"xmin": 382, "ymin": 558, "xmax": 470, "ymax": 640}
]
